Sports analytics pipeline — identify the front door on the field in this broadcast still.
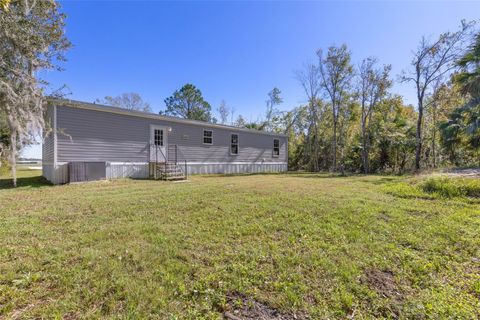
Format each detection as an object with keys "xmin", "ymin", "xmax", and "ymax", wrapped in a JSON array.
[{"xmin": 150, "ymin": 125, "xmax": 168, "ymax": 162}]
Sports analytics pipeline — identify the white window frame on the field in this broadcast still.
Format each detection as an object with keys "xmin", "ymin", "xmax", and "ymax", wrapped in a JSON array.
[
  {"xmin": 230, "ymin": 133, "xmax": 239, "ymax": 155},
  {"xmin": 153, "ymin": 128, "xmax": 164, "ymax": 146},
  {"xmin": 273, "ymin": 138, "xmax": 280, "ymax": 158},
  {"xmin": 203, "ymin": 129, "xmax": 213, "ymax": 145}
]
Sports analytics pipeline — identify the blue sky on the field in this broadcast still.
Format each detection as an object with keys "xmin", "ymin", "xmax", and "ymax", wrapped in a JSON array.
[{"xmin": 25, "ymin": 1, "xmax": 480, "ymax": 158}]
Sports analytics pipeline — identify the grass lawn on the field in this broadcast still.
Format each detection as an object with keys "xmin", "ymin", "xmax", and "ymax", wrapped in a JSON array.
[{"xmin": 0, "ymin": 168, "xmax": 479, "ymax": 319}]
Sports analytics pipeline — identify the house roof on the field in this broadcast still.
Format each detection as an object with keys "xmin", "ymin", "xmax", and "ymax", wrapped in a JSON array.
[{"xmin": 49, "ymin": 98, "xmax": 287, "ymax": 138}]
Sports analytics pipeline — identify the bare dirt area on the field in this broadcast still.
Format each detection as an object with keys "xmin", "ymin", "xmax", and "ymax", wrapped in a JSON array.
[
  {"xmin": 223, "ymin": 292, "xmax": 301, "ymax": 320},
  {"xmin": 441, "ymin": 168, "xmax": 480, "ymax": 178},
  {"xmin": 363, "ymin": 269, "xmax": 401, "ymax": 301}
]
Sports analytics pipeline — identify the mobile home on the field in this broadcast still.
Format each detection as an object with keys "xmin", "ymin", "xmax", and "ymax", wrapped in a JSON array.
[{"xmin": 42, "ymin": 99, "xmax": 288, "ymax": 184}]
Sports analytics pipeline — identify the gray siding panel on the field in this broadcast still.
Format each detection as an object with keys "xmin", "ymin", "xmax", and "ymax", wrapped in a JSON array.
[{"xmin": 56, "ymin": 105, "xmax": 287, "ymax": 164}]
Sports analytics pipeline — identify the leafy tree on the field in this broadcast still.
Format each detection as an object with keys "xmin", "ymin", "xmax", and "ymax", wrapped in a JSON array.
[
  {"xmin": 357, "ymin": 57, "xmax": 392, "ymax": 173},
  {"xmin": 295, "ymin": 63, "xmax": 323, "ymax": 171},
  {"xmin": 423, "ymin": 80, "xmax": 464, "ymax": 167},
  {"xmin": 282, "ymin": 106, "xmax": 309, "ymax": 169},
  {"xmin": 439, "ymin": 107, "xmax": 465, "ymax": 165},
  {"xmin": 0, "ymin": 114, "xmax": 10, "ymax": 171},
  {"xmin": 375, "ymin": 97, "xmax": 417, "ymax": 173},
  {"xmin": 318, "ymin": 44, "xmax": 354, "ymax": 172},
  {"xmin": 97, "ymin": 93, "xmax": 152, "ymax": 112},
  {"xmin": 244, "ymin": 122, "xmax": 262, "ymax": 130},
  {"xmin": 456, "ymin": 32, "xmax": 480, "ymax": 98},
  {"xmin": 0, "ymin": 0, "xmax": 10, "ymax": 10},
  {"xmin": 0, "ymin": 0, "xmax": 70, "ymax": 186},
  {"xmin": 163, "ymin": 84, "xmax": 212, "ymax": 122},
  {"xmin": 455, "ymin": 32, "xmax": 480, "ymax": 158},
  {"xmin": 400, "ymin": 21, "xmax": 474, "ymax": 171},
  {"xmin": 337, "ymin": 97, "xmax": 359, "ymax": 174}
]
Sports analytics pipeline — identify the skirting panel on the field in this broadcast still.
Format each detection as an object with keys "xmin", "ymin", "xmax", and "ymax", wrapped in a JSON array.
[
  {"xmin": 42, "ymin": 162, "xmax": 69, "ymax": 185},
  {"xmin": 43, "ymin": 162, "xmax": 287, "ymax": 184},
  {"xmin": 107, "ymin": 163, "xmax": 149, "ymax": 179},
  {"xmin": 186, "ymin": 162, "xmax": 288, "ymax": 175}
]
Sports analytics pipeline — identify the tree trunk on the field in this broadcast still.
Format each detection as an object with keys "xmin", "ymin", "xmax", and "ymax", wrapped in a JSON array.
[
  {"xmin": 432, "ymin": 129, "xmax": 436, "ymax": 168},
  {"xmin": 432, "ymin": 105, "xmax": 437, "ymax": 168},
  {"xmin": 9, "ymin": 130, "xmax": 17, "ymax": 187},
  {"xmin": 313, "ymin": 107, "xmax": 319, "ymax": 172},
  {"xmin": 332, "ymin": 109, "xmax": 337, "ymax": 172},
  {"xmin": 415, "ymin": 101, "xmax": 423, "ymax": 171},
  {"xmin": 361, "ymin": 118, "xmax": 369, "ymax": 174},
  {"xmin": 340, "ymin": 146, "xmax": 345, "ymax": 176}
]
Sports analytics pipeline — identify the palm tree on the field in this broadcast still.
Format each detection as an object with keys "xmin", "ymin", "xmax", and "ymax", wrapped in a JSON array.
[{"xmin": 451, "ymin": 33, "xmax": 480, "ymax": 157}]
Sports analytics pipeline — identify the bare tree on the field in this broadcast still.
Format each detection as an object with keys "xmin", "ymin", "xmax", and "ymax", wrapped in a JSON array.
[
  {"xmin": 318, "ymin": 44, "xmax": 354, "ymax": 172},
  {"xmin": 0, "ymin": 0, "xmax": 70, "ymax": 186},
  {"xmin": 295, "ymin": 63, "xmax": 322, "ymax": 171},
  {"xmin": 230, "ymin": 105, "xmax": 236, "ymax": 126},
  {"xmin": 217, "ymin": 100, "xmax": 230, "ymax": 124},
  {"xmin": 400, "ymin": 21, "xmax": 474, "ymax": 171},
  {"xmin": 358, "ymin": 57, "xmax": 392, "ymax": 174},
  {"xmin": 265, "ymin": 87, "xmax": 283, "ymax": 131},
  {"xmin": 97, "ymin": 92, "xmax": 152, "ymax": 113},
  {"xmin": 234, "ymin": 114, "xmax": 246, "ymax": 128}
]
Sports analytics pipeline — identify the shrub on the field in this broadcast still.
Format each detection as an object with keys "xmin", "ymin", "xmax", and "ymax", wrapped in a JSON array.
[
  {"xmin": 0, "ymin": 159, "xmax": 10, "ymax": 176},
  {"xmin": 421, "ymin": 177, "xmax": 480, "ymax": 198}
]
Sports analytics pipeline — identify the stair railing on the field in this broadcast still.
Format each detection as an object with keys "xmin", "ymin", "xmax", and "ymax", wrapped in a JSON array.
[
  {"xmin": 184, "ymin": 159, "xmax": 188, "ymax": 179},
  {"xmin": 149, "ymin": 143, "xmax": 187, "ymax": 180}
]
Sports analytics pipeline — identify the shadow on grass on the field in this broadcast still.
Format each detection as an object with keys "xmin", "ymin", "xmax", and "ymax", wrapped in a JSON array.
[
  {"xmin": 283, "ymin": 171, "xmax": 355, "ymax": 179},
  {"xmin": 0, "ymin": 175, "xmax": 51, "ymax": 190},
  {"xmin": 199, "ymin": 171, "xmax": 354, "ymax": 179},
  {"xmin": 199, "ymin": 172, "xmax": 284, "ymax": 178},
  {"xmin": 358, "ymin": 177, "xmax": 399, "ymax": 185}
]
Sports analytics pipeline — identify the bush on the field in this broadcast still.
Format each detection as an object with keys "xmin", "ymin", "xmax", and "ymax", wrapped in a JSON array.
[
  {"xmin": 383, "ymin": 182, "xmax": 432, "ymax": 199},
  {"xmin": 0, "ymin": 159, "xmax": 10, "ymax": 176},
  {"xmin": 421, "ymin": 177, "xmax": 480, "ymax": 198}
]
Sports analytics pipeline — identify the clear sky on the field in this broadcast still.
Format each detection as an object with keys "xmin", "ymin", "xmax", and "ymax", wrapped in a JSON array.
[{"xmin": 24, "ymin": 0, "xmax": 480, "ymax": 158}]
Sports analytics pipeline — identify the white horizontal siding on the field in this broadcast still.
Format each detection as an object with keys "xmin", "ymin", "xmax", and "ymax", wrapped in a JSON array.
[{"xmin": 55, "ymin": 106, "xmax": 287, "ymax": 163}]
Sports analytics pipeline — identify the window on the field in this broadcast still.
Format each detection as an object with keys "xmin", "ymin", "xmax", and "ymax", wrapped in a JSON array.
[
  {"xmin": 154, "ymin": 129, "xmax": 163, "ymax": 146},
  {"xmin": 273, "ymin": 139, "xmax": 280, "ymax": 157},
  {"xmin": 230, "ymin": 134, "xmax": 238, "ymax": 155},
  {"xmin": 203, "ymin": 129, "xmax": 213, "ymax": 144}
]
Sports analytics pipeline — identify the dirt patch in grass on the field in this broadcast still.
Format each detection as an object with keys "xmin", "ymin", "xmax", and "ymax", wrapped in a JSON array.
[
  {"xmin": 442, "ymin": 168, "xmax": 480, "ymax": 178},
  {"xmin": 223, "ymin": 292, "xmax": 301, "ymax": 320},
  {"xmin": 362, "ymin": 269, "xmax": 405, "ymax": 317},
  {"xmin": 377, "ymin": 210, "xmax": 391, "ymax": 222},
  {"xmin": 406, "ymin": 209, "xmax": 432, "ymax": 218},
  {"xmin": 363, "ymin": 269, "xmax": 402, "ymax": 301}
]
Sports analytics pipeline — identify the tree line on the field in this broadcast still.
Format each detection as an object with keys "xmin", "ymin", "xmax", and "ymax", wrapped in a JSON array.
[
  {"xmin": 0, "ymin": 0, "xmax": 478, "ymax": 186},
  {"xmin": 148, "ymin": 21, "xmax": 479, "ymax": 174}
]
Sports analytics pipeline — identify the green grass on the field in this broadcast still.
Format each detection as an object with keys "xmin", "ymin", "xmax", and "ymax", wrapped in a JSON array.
[{"xmin": 1, "ymin": 169, "xmax": 479, "ymax": 319}]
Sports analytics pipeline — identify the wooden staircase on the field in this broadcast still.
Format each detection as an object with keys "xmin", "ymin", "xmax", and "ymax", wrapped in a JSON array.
[
  {"xmin": 149, "ymin": 144, "xmax": 187, "ymax": 181},
  {"xmin": 150, "ymin": 162, "xmax": 186, "ymax": 181}
]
